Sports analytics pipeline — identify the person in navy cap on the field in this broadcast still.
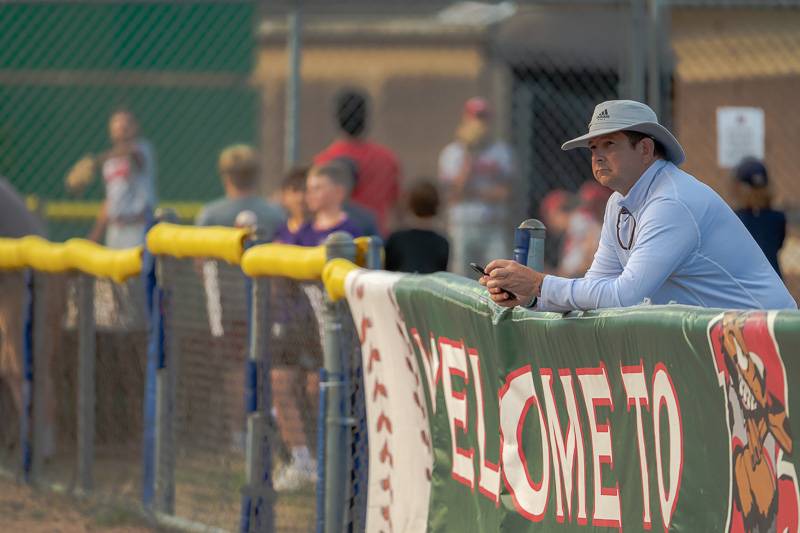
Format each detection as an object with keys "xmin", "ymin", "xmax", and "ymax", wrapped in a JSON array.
[{"xmin": 733, "ymin": 157, "xmax": 786, "ymax": 278}]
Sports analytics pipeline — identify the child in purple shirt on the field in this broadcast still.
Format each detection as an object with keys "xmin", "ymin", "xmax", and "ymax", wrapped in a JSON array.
[
  {"xmin": 275, "ymin": 166, "xmax": 309, "ymax": 243},
  {"xmin": 290, "ymin": 161, "xmax": 364, "ymax": 246}
]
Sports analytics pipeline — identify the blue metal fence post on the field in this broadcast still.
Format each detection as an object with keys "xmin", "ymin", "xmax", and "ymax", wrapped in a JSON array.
[
  {"xmin": 241, "ymin": 230, "xmax": 274, "ymax": 533},
  {"xmin": 141, "ymin": 242, "xmax": 159, "ymax": 508},
  {"xmin": 321, "ymin": 232, "xmax": 357, "ymax": 533},
  {"xmin": 21, "ymin": 269, "xmax": 33, "ymax": 482},
  {"xmin": 141, "ymin": 210, "xmax": 173, "ymax": 509}
]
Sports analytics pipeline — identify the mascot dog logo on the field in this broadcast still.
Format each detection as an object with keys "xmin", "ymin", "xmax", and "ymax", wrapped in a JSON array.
[{"xmin": 709, "ymin": 311, "xmax": 799, "ymax": 532}]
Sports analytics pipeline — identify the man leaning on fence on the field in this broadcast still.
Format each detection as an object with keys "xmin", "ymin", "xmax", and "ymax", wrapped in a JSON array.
[{"xmin": 480, "ymin": 100, "xmax": 797, "ymax": 311}]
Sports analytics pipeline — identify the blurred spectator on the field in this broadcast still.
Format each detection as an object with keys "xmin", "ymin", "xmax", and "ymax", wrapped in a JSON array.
[
  {"xmin": 732, "ymin": 157, "xmax": 786, "ymax": 278},
  {"xmin": 578, "ymin": 181, "xmax": 613, "ymax": 223},
  {"xmin": 196, "ymin": 144, "xmax": 285, "ymax": 239},
  {"xmin": 291, "ymin": 162, "xmax": 364, "ymax": 246},
  {"xmin": 67, "ymin": 109, "xmax": 157, "ymax": 248},
  {"xmin": 274, "ymin": 166, "xmax": 310, "ymax": 243},
  {"xmin": 314, "ymin": 89, "xmax": 401, "ymax": 236},
  {"xmin": 0, "ymin": 177, "xmax": 55, "ymax": 455},
  {"xmin": 558, "ymin": 186, "xmax": 603, "ymax": 278},
  {"xmin": 334, "ymin": 157, "xmax": 380, "ymax": 237},
  {"xmin": 539, "ymin": 189, "xmax": 575, "ymax": 272},
  {"xmin": 385, "ymin": 179, "xmax": 449, "ymax": 273},
  {"xmin": 438, "ymin": 97, "xmax": 515, "ymax": 276}
]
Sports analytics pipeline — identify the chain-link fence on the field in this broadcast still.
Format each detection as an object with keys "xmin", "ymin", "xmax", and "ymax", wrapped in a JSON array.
[
  {"xmin": 0, "ymin": 1, "xmax": 258, "ymax": 242},
  {"xmin": 0, "ymin": 269, "xmax": 146, "ymax": 503},
  {"xmin": 156, "ymin": 256, "xmax": 249, "ymax": 529},
  {"xmin": 263, "ymin": 277, "xmax": 324, "ymax": 532}
]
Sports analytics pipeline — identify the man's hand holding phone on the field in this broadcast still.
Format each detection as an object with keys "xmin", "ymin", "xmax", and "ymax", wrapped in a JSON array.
[{"xmin": 475, "ymin": 260, "xmax": 545, "ymax": 308}]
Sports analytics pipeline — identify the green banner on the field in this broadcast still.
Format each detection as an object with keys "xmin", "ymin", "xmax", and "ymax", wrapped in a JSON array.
[{"xmin": 395, "ymin": 273, "xmax": 800, "ymax": 532}]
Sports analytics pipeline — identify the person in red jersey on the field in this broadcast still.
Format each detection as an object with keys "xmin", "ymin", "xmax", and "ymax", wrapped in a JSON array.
[{"xmin": 314, "ymin": 89, "xmax": 401, "ymax": 237}]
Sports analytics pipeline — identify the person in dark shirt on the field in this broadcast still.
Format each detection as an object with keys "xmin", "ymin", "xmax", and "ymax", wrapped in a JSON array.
[
  {"xmin": 385, "ymin": 179, "xmax": 449, "ymax": 273},
  {"xmin": 732, "ymin": 157, "xmax": 786, "ymax": 278}
]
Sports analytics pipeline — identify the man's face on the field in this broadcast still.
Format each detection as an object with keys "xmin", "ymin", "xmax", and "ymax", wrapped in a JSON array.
[
  {"xmin": 109, "ymin": 112, "xmax": 137, "ymax": 144},
  {"xmin": 305, "ymin": 173, "xmax": 342, "ymax": 214},
  {"xmin": 589, "ymin": 132, "xmax": 651, "ymax": 194}
]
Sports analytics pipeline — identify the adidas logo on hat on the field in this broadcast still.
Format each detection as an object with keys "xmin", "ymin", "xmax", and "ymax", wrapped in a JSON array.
[{"xmin": 595, "ymin": 108, "xmax": 610, "ymax": 120}]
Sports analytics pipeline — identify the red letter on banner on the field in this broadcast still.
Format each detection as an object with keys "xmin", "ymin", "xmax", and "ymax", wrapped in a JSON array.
[
  {"xmin": 499, "ymin": 365, "xmax": 550, "ymax": 522},
  {"xmin": 439, "ymin": 337, "xmax": 474, "ymax": 489},
  {"xmin": 652, "ymin": 364, "xmax": 683, "ymax": 531},
  {"xmin": 621, "ymin": 361, "xmax": 652, "ymax": 529},
  {"xmin": 621, "ymin": 361, "xmax": 652, "ymax": 530},
  {"xmin": 541, "ymin": 369, "xmax": 587, "ymax": 524},
  {"xmin": 468, "ymin": 348, "xmax": 501, "ymax": 504},
  {"xmin": 577, "ymin": 364, "xmax": 621, "ymax": 528}
]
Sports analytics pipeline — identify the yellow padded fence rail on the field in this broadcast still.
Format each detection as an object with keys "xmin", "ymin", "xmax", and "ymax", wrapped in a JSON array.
[
  {"xmin": 241, "ymin": 243, "xmax": 328, "ymax": 281},
  {"xmin": 146, "ymin": 223, "xmax": 250, "ymax": 264},
  {"xmin": 322, "ymin": 259, "xmax": 361, "ymax": 301},
  {"xmin": 0, "ymin": 236, "xmax": 142, "ymax": 283}
]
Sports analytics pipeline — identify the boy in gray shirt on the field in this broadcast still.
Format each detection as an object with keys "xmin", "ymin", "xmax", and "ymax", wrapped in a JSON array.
[{"xmin": 195, "ymin": 144, "xmax": 284, "ymax": 237}]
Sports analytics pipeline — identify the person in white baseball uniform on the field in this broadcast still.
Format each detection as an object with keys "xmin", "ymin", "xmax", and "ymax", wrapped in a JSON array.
[{"xmin": 480, "ymin": 100, "xmax": 796, "ymax": 311}]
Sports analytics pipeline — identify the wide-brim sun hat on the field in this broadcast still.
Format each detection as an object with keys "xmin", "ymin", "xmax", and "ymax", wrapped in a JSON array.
[{"xmin": 561, "ymin": 100, "xmax": 685, "ymax": 165}]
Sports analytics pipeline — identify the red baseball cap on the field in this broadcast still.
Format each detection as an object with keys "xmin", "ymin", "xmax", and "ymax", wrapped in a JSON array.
[
  {"xmin": 464, "ymin": 97, "xmax": 490, "ymax": 119},
  {"xmin": 540, "ymin": 189, "xmax": 570, "ymax": 217},
  {"xmin": 578, "ymin": 181, "xmax": 613, "ymax": 206}
]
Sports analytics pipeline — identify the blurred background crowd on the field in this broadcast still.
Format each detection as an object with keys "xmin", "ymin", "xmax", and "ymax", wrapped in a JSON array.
[{"xmin": 2, "ymin": 0, "xmax": 799, "ymax": 294}]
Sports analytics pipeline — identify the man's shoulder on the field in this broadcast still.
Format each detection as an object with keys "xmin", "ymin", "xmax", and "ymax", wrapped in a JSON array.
[
  {"xmin": 247, "ymin": 197, "xmax": 283, "ymax": 214},
  {"xmin": 196, "ymin": 197, "xmax": 231, "ymax": 225},
  {"xmin": 361, "ymin": 140, "xmax": 399, "ymax": 165},
  {"xmin": 317, "ymin": 139, "xmax": 397, "ymax": 163},
  {"xmin": 652, "ymin": 164, "xmax": 719, "ymax": 206},
  {"xmin": 201, "ymin": 196, "xmax": 231, "ymax": 212}
]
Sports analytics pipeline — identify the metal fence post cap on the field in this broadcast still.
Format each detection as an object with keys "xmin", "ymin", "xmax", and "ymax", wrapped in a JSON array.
[
  {"xmin": 324, "ymin": 231, "xmax": 357, "ymax": 262},
  {"xmin": 518, "ymin": 218, "xmax": 547, "ymax": 239},
  {"xmin": 248, "ymin": 225, "xmax": 270, "ymax": 245}
]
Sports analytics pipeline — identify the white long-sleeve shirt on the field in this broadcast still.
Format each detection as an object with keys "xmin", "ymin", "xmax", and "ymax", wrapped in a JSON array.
[{"xmin": 538, "ymin": 160, "xmax": 796, "ymax": 312}]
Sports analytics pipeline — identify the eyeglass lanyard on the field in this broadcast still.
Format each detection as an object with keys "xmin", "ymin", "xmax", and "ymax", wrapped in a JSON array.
[{"xmin": 615, "ymin": 161, "xmax": 668, "ymax": 251}]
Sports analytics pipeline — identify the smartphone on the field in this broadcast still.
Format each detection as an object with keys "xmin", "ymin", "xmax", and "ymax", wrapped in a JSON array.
[{"xmin": 469, "ymin": 262, "xmax": 516, "ymax": 300}]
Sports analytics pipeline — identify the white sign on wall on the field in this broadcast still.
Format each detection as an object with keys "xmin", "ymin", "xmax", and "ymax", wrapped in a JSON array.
[{"xmin": 717, "ymin": 106, "xmax": 765, "ymax": 168}]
